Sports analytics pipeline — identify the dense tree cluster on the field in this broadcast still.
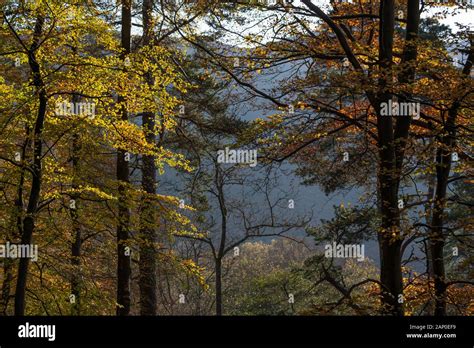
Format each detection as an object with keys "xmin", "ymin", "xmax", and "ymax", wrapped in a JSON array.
[{"xmin": 0, "ymin": 0, "xmax": 472, "ymax": 316}]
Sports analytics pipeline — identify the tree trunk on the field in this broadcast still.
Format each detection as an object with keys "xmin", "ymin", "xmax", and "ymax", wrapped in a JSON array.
[
  {"xmin": 429, "ymin": 108, "xmax": 455, "ymax": 316},
  {"xmin": 215, "ymin": 257, "xmax": 222, "ymax": 316},
  {"xmin": 14, "ymin": 15, "xmax": 46, "ymax": 316},
  {"xmin": 3, "ymin": 130, "xmax": 31, "ymax": 315},
  {"xmin": 376, "ymin": 0, "xmax": 404, "ymax": 316},
  {"xmin": 425, "ymin": 170, "xmax": 436, "ymax": 278},
  {"xmin": 138, "ymin": 0, "xmax": 158, "ymax": 316},
  {"xmin": 116, "ymin": 0, "xmax": 132, "ymax": 316},
  {"xmin": 139, "ymin": 113, "xmax": 158, "ymax": 315},
  {"xmin": 139, "ymin": 111, "xmax": 158, "ymax": 315},
  {"xmin": 429, "ymin": 45, "xmax": 473, "ymax": 316},
  {"xmin": 215, "ymin": 163, "xmax": 227, "ymax": 316},
  {"xmin": 70, "ymin": 98, "xmax": 82, "ymax": 315}
]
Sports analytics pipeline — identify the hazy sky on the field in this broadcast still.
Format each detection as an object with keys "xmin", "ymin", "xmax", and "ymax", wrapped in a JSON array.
[{"xmin": 186, "ymin": 1, "xmax": 473, "ymax": 49}]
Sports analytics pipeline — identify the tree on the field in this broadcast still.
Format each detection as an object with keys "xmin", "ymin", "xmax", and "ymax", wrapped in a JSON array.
[
  {"xmin": 184, "ymin": 0, "xmax": 472, "ymax": 315},
  {"xmin": 0, "ymin": 0, "xmax": 194, "ymax": 315}
]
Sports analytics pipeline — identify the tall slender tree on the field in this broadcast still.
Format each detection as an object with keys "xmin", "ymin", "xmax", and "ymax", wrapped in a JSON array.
[
  {"xmin": 14, "ymin": 13, "xmax": 47, "ymax": 316},
  {"xmin": 139, "ymin": 0, "xmax": 158, "ymax": 316},
  {"xmin": 116, "ymin": 0, "xmax": 133, "ymax": 316}
]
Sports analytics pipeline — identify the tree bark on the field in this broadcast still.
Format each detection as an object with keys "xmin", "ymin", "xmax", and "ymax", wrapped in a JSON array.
[
  {"xmin": 215, "ymin": 163, "xmax": 227, "ymax": 316},
  {"xmin": 375, "ymin": 0, "xmax": 404, "ymax": 316},
  {"xmin": 14, "ymin": 15, "xmax": 46, "ymax": 316},
  {"xmin": 429, "ymin": 43, "xmax": 473, "ymax": 316},
  {"xmin": 139, "ymin": 0, "xmax": 158, "ymax": 316},
  {"xmin": 116, "ymin": 0, "xmax": 132, "ymax": 316},
  {"xmin": 139, "ymin": 108, "xmax": 158, "ymax": 315},
  {"xmin": 215, "ymin": 257, "xmax": 223, "ymax": 316},
  {"xmin": 2, "ymin": 129, "xmax": 30, "ymax": 315},
  {"xmin": 430, "ymin": 140, "xmax": 450, "ymax": 316},
  {"xmin": 70, "ymin": 95, "xmax": 82, "ymax": 315},
  {"xmin": 429, "ymin": 106, "xmax": 457, "ymax": 316}
]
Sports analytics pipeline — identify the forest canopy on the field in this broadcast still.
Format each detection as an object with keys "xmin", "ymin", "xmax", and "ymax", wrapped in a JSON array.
[{"xmin": 0, "ymin": 0, "xmax": 472, "ymax": 317}]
